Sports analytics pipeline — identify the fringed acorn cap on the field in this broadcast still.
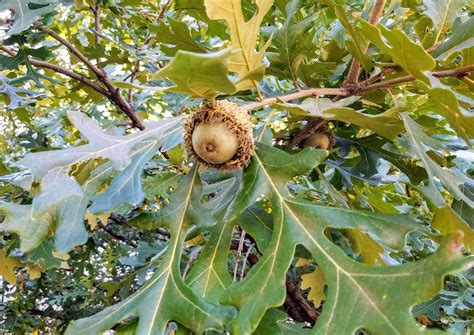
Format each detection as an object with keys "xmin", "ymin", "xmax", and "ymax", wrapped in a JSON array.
[{"xmin": 183, "ymin": 100, "xmax": 255, "ymax": 172}]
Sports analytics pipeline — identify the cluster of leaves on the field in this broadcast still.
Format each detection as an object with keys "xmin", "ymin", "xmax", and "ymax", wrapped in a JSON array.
[{"xmin": 0, "ymin": 0, "xmax": 473, "ymax": 334}]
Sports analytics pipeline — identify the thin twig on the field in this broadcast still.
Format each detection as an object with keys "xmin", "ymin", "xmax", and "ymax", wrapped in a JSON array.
[
  {"xmin": 93, "ymin": 3, "xmax": 102, "ymax": 46},
  {"xmin": 290, "ymin": 118, "xmax": 327, "ymax": 146},
  {"xmin": 97, "ymin": 222, "xmax": 138, "ymax": 248},
  {"xmin": 157, "ymin": 0, "xmax": 172, "ymax": 21},
  {"xmin": 460, "ymin": 76, "xmax": 474, "ymax": 86},
  {"xmin": 240, "ymin": 243, "xmax": 255, "ymax": 281},
  {"xmin": 183, "ymin": 247, "xmax": 202, "ymax": 278},
  {"xmin": 343, "ymin": 0, "xmax": 386, "ymax": 88},
  {"xmin": 232, "ymin": 229, "xmax": 246, "ymax": 283},
  {"xmin": 128, "ymin": 60, "xmax": 140, "ymax": 104},
  {"xmin": 365, "ymin": 68, "xmax": 396, "ymax": 85},
  {"xmin": 362, "ymin": 64, "xmax": 474, "ymax": 91}
]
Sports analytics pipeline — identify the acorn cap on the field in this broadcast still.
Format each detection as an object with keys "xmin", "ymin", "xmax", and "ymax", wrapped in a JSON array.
[{"xmin": 183, "ymin": 100, "xmax": 255, "ymax": 172}]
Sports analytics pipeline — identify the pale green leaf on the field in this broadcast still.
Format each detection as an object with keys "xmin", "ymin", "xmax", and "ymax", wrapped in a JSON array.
[
  {"xmin": 0, "ymin": 0, "xmax": 61, "ymax": 36},
  {"xmin": 221, "ymin": 144, "xmax": 448, "ymax": 334},
  {"xmin": 55, "ymin": 164, "xmax": 113, "ymax": 253},
  {"xmin": 277, "ymin": 97, "xmax": 404, "ymax": 138},
  {"xmin": 152, "ymin": 48, "xmax": 237, "ymax": 101},
  {"xmin": 0, "ymin": 201, "xmax": 53, "ymax": 252},
  {"xmin": 32, "ymin": 167, "xmax": 84, "ymax": 219},
  {"xmin": 89, "ymin": 142, "xmax": 160, "ymax": 213},
  {"xmin": 422, "ymin": 0, "xmax": 468, "ymax": 36},
  {"xmin": 359, "ymin": 20, "xmax": 436, "ymax": 83},
  {"xmin": 15, "ymin": 111, "xmax": 182, "ymax": 179},
  {"xmin": 66, "ymin": 166, "xmax": 237, "ymax": 334},
  {"xmin": 401, "ymin": 113, "xmax": 474, "ymax": 208},
  {"xmin": 433, "ymin": 17, "xmax": 474, "ymax": 60}
]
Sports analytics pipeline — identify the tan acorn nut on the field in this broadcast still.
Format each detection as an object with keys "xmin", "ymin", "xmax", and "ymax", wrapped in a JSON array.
[
  {"xmin": 184, "ymin": 100, "xmax": 255, "ymax": 171},
  {"xmin": 303, "ymin": 125, "xmax": 336, "ymax": 150}
]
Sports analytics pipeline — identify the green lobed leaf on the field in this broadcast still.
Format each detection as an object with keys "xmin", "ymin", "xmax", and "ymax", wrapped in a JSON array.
[
  {"xmin": 152, "ymin": 48, "xmax": 237, "ymax": 101},
  {"xmin": 433, "ymin": 206, "xmax": 474, "ymax": 253},
  {"xmin": 220, "ymin": 144, "xmax": 443, "ymax": 334},
  {"xmin": 0, "ymin": 75, "xmax": 45, "ymax": 109},
  {"xmin": 143, "ymin": 172, "xmax": 183, "ymax": 199},
  {"xmin": 32, "ymin": 167, "xmax": 84, "ymax": 219},
  {"xmin": 324, "ymin": 0, "xmax": 372, "ymax": 70},
  {"xmin": 422, "ymin": 0, "xmax": 468, "ymax": 36},
  {"xmin": 66, "ymin": 166, "xmax": 237, "ymax": 334},
  {"xmin": 359, "ymin": 20, "xmax": 436, "ymax": 83},
  {"xmin": 185, "ymin": 221, "xmax": 234, "ymax": 304},
  {"xmin": 401, "ymin": 113, "xmax": 474, "ymax": 208},
  {"xmin": 337, "ymin": 135, "xmax": 428, "ymax": 185},
  {"xmin": 55, "ymin": 163, "xmax": 113, "ymax": 253},
  {"xmin": 89, "ymin": 142, "xmax": 161, "ymax": 213},
  {"xmin": 265, "ymin": 0, "xmax": 315, "ymax": 82},
  {"xmin": 28, "ymin": 240, "xmax": 66, "ymax": 269},
  {"xmin": 15, "ymin": 111, "xmax": 182, "ymax": 179},
  {"xmin": 418, "ymin": 75, "xmax": 474, "ymax": 144},
  {"xmin": 3, "ymin": 112, "xmax": 182, "ymax": 251},
  {"xmin": 433, "ymin": 17, "xmax": 474, "ymax": 60},
  {"xmin": 277, "ymin": 97, "xmax": 404, "ymax": 139},
  {"xmin": 148, "ymin": 18, "xmax": 207, "ymax": 56},
  {"xmin": 0, "ymin": 201, "xmax": 53, "ymax": 252},
  {"xmin": 0, "ymin": 0, "xmax": 61, "ymax": 36}
]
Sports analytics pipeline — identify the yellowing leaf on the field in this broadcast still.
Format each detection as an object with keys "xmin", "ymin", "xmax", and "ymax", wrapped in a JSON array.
[
  {"xmin": 0, "ymin": 250, "xmax": 21, "ymax": 285},
  {"xmin": 26, "ymin": 264, "xmax": 42, "ymax": 280},
  {"xmin": 433, "ymin": 206, "xmax": 474, "ymax": 253},
  {"xmin": 185, "ymin": 234, "xmax": 204, "ymax": 247},
  {"xmin": 346, "ymin": 229, "xmax": 385, "ymax": 265},
  {"xmin": 205, "ymin": 0, "xmax": 273, "ymax": 90},
  {"xmin": 52, "ymin": 251, "xmax": 71, "ymax": 261},
  {"xmin": 85, "ymin": 211, "xmax": 110, "ymax": 230},
  {"xmin": 299, "ymin": 261, "xmax": 326, "ymax": 308}
]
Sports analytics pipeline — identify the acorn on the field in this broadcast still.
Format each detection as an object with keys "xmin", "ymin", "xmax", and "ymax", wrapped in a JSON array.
[
  {"xmin": 183, "ymin": 100, "xmax": 255, "ymax": 171},
  {"xmin": 303, "ymin": 125, "xmax": 336, "ymax": 151}
]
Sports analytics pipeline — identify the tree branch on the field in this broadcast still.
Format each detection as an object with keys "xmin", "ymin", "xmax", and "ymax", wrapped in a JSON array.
[
  {"xmin": 92, "ymin": 3, "xmax": 102, "ymax": 46},
  {"xmin": 33, "ymin": 22, "xmax": 145, "ymax": 130},
  {"xmin": 241, "ymin": 65, "xmax": 474, "ymax": 111},
  {"xmin": 290, "ymin": 118, "xmax": 327, "ymax": 146},
  {"xmin": 157, "ymin": 0, "xmax": 172, "ymax": 21},
  {"xmin": 241, "ymin": 88, "xmax": 347, "ymax": 110},
  {"xmin": 343, "ymin": 0, "xmax": 386, "ymax": 88},
  {"xmin": 0, "ymin": 45, "xmax": 108, "ymax": 96},
  {"xmin": 362, "ymin": 64, "xmax": 474, "ymax": 92},
  {"xmin": 285, "ymin": 276, "xmax": 319, "ymax": 324}
]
